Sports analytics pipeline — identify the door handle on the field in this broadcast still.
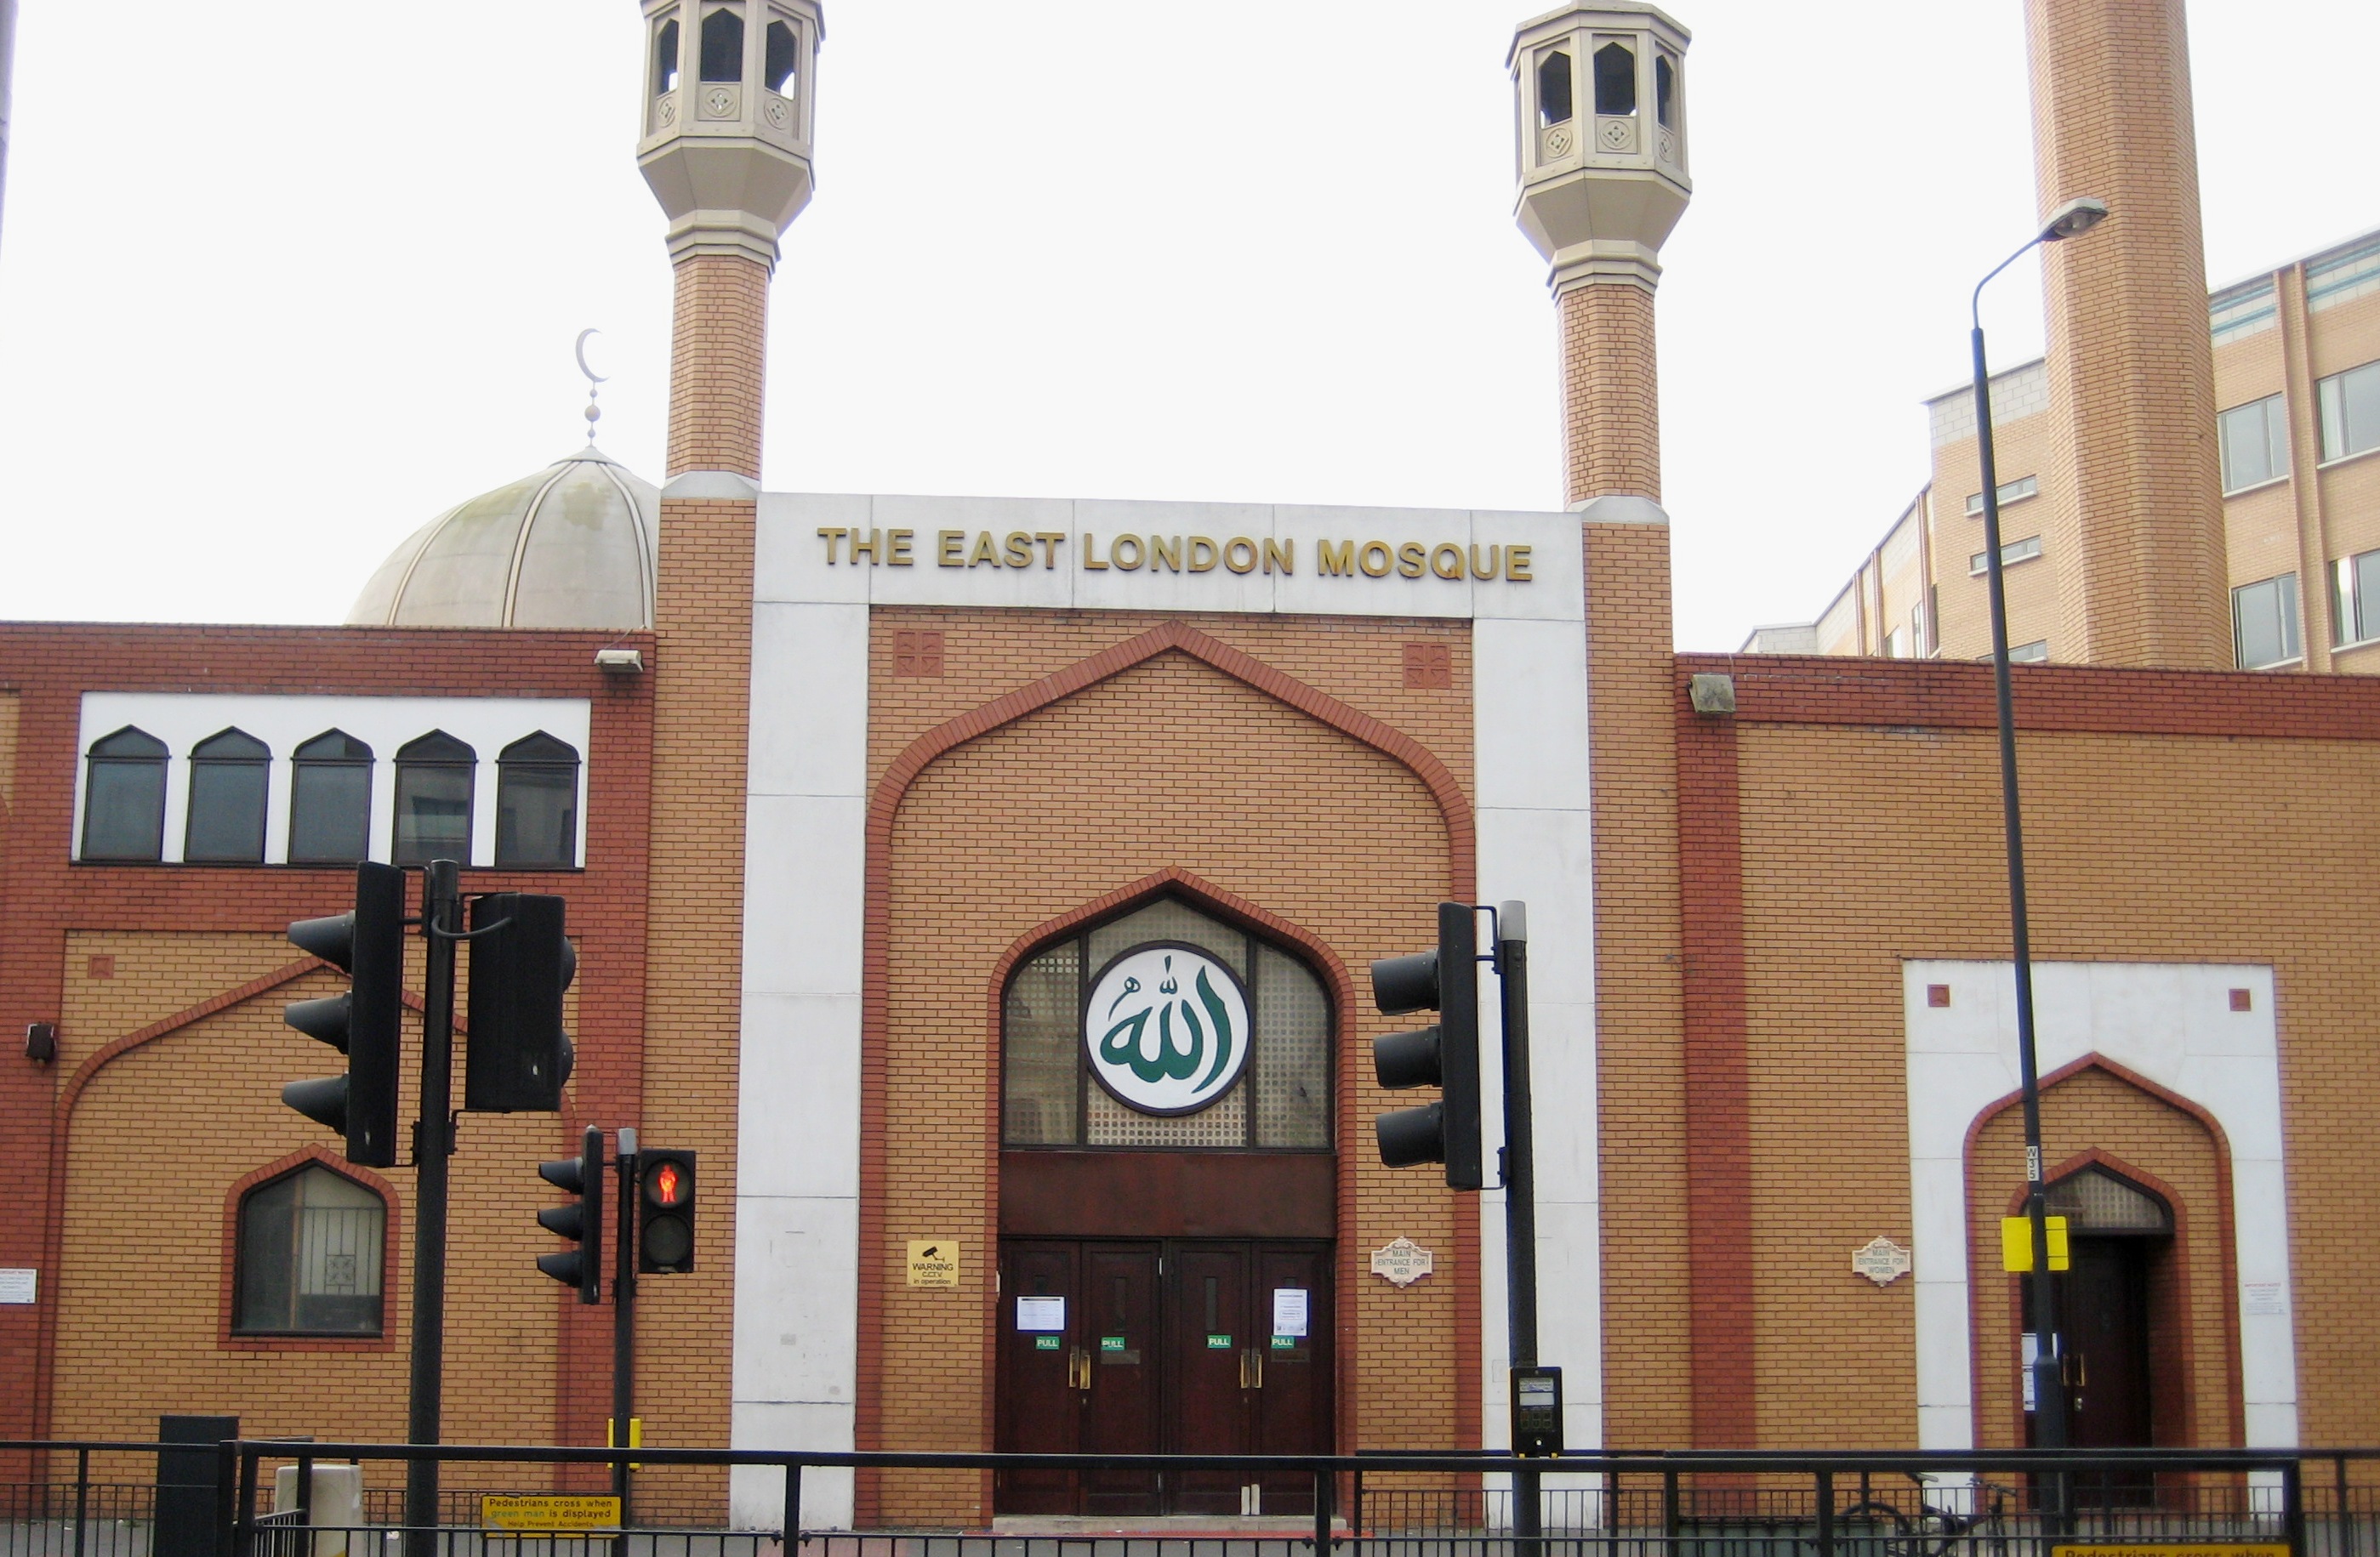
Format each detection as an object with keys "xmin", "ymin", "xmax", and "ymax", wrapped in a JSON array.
[
  {"xmin": 1241, "ymin": 1347, "xmax": 1263, "ymax": 1389},
  {"xmin": 1070, "ymin": 1346, "xmax": 1091, "ymax": 1390}
]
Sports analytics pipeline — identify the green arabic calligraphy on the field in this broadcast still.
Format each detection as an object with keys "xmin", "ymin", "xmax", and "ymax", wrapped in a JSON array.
[{"xmin": 1098, "ymin": 957, "xmax": 1237, "ymax": 1091}]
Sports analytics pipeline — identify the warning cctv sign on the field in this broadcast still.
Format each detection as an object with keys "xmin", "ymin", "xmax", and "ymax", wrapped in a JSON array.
[{"xmin": 907, "ymin": 1239, "xmax": 960, "ymax": 1288}]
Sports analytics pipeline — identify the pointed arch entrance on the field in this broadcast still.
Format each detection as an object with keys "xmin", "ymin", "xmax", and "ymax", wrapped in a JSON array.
[{"xmin": 994, "ymin": 884, "xmax": 1340, "ymax": 1517}]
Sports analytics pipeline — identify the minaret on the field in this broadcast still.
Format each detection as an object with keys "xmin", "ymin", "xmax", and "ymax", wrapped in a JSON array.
[
  {"xmin": 1508, "ymin": 5, "xmax": 1702, "ymax": 1452},
  {"xmin": 631, "ymin": 0, "xmax": 821, "ymax": 1493},
  {"xmin": 2027, "ymin": 0, "xmax": 2230, "ymax": 668},
  {"xmin": 1509, "ymin": 3, "xmax": 1692, "ymax": 516}
]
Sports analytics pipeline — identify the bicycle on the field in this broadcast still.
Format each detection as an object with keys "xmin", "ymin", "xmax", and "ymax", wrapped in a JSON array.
[{"xmin": 1830, "ymin": 1472, "xmax": 2015, "ymax": 1557}]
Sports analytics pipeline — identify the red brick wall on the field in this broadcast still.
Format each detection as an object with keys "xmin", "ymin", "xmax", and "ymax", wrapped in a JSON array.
[{"xmin": 0, "ymin": 622, "xmax": 652, "ymax": 1474}]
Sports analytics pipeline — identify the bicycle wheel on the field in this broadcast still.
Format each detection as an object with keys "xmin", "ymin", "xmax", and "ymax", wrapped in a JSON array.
[{"xmin": 1831, "ymin": 1500, "xmax": 1916, "ymax": 1557}]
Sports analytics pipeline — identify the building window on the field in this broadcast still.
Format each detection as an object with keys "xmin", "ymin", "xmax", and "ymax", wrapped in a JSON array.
[
  {"xmin": 1969, "ymin": 536, "xmax": 2042, "ymax": 576},
  {"xmin": 234, "ymin": 1165, "xmax": 384, "ymax": 1336},
  {"xmin": 2332, "ymin": 549, "xmax": 2380, "ymax": 647},
  {"xmin": 2219, "ymin": 393, "xmax": 2290, "ymax": 492},
  {"xmin": 1654, "ymin": 53, "xmax": 1676, "ymax": 128},
  {"xmin": 652, "ymin": 17, "xmax": 680, "ymax": 95},
  {"xmin": 2008, "ymin": 640, "xmax": 2048, "ymax": 663},
  {"xmin": 393, "ymin": 731, "xmax": 475, "ymax": 866},
  {"xmin": 1964, "ymin": 474, "xmax": 2038, "ymax": 516},
  {"xmin": 81, "ymin": 727, "xmax": 168, "ymax": 861},
  {"xmin": 185, "ymin": 728, "xmax": 270, "ymax": 864},
  {"xmin": 764, "ymin": 19, "xmax": 797, "ymax": 95},
  {"xmin": 2319, "ymin": 360, "xmax": 2380, "ymax": 463},
  {"xmin": 699, "ymin": 6, "xmax": 743, "ymax": 82},
  {"xmin": 1593, "ymin": 41, "xmax": 1635, "ymax": 116},
  {"xmin": 2234, "ymin": 572, "xmax": 2302, "ymax": 668},
  {"xmin": 495, "ymin": 732, "xmax": 580, "ymax": 870},
  {"xmin": 1003, "ymin": 895, "xmax": 1331, "ymax": 1151},
  {"xmin": 289, "ymin": 730, "xmax": 373, "ymax": 866},
  {"xmin": 1536, "ymin": 50, "xmax": 1573, "ymax": 126}
]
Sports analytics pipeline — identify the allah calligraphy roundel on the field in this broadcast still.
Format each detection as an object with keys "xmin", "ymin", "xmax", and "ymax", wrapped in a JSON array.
[{"xmin": 1085, "ymin": 943, "xmax": 1253, "ymax": 1116}]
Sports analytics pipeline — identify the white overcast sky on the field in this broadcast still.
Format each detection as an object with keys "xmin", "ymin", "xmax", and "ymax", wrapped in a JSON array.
[{"xmin": 1, "ymin": 1, "xmax": 2373, "ymax": 649}]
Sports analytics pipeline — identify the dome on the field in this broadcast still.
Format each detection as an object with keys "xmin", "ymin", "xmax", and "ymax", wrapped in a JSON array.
[{"xmin": 348, "ymin": 447, "xmax": 659, "ymax": 629}]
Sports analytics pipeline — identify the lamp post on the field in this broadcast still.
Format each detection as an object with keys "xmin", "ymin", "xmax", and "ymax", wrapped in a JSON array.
[{"xmin": 1968, "ymin": 194, "xmax": 2107, "ymax": 1452}]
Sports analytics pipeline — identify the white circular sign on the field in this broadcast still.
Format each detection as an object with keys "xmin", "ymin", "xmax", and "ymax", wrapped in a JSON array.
[{"xmin": 1085, "ymin": 943, "xmax": 1252, "ymax": 1115}]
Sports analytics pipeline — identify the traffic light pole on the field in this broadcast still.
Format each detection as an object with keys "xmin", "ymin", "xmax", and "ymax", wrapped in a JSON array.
[
  {"xmin": 1495, "ymin": 903, "xmax": 1541, "ymax": 1552},
  {"xmin": 405, "ymin": 861, "xmax": 462, "ymax": 1554},
  {"xmin": 612, "ymin": 1128, "xmax": 639, "ymax": 1517}
]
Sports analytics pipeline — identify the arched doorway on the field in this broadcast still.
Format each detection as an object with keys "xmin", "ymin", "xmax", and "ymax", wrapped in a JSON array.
[
  {"xmin": 2024, "ymin": 1166, "xmax": 2175, "ymax": 1496},
  {"xmin": 994, "ymin": 893, "xmax": 1335, "ymax": 1517}
]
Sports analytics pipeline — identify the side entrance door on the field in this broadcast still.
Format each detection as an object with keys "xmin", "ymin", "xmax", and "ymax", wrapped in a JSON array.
[{"xmin": 994, "ymin": 1237, "xmax": 1333, "ymax": 1516}]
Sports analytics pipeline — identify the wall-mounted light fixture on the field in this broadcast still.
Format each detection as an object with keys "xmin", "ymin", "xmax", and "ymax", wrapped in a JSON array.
[
  {"xmin": 25, "ymin": 1023, "xmax": 58, "ymax": 1064},
  {"xmin": 595, "ymin": 648, "xmax": 646, "ymax": 674}
]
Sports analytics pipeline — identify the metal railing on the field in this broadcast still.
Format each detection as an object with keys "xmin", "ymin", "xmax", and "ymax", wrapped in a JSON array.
[{"xmin": 7, "ymin": 1441, "xmax": 2380, "ymax": 1557}]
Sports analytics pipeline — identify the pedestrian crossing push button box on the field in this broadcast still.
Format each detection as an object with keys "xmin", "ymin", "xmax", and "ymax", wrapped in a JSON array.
[{"xmin": 1512, "ymin": 1365, "xmax": 1563, "ymax": 1456}]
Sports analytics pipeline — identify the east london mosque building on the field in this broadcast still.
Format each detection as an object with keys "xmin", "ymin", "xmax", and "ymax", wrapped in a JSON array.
[{"xmin": 6, "ymin": 0, "xmax": 2380, "ymax": 1531}]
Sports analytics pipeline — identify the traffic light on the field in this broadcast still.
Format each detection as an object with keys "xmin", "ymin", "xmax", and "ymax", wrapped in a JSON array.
[
  {"xmin": 282, "ymin": 861, "xmax": 407, "ymax": 1168},
  {"xmin": 465, "ymin": 893, "xmax": 575, "ymax": 1112},
  {"xmin": 536, "ymin": 1125, "xmax": 604, "ymax": 1304},
  {"xmin": 637, "ymin": 1150, "xmax": 697, "ymax": 1274},
  {"xmin": 1369, "ymin": 901, "xmax": 1483, "ymax": 1190}
]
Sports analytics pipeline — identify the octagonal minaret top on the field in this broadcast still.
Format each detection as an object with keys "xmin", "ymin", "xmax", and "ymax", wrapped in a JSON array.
[
  {"xmin": 1509, "ymin": 3, "xmax": 1692, "ymax": 294},
  {"xmin": 636, "ymin": 0, "xmax": 823, "ymax": 269}
]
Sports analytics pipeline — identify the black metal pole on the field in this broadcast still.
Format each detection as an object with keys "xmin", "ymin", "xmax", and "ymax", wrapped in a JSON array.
[
  {"xmin": 613, "ymin": 1127, "xmax": 639, "ymax": 1517},
  {"xmin": 405, "ymin": 860, "xmax": 462, "ymax": 1552},
  {"xmin": 1969, "ymin": 300, "xmax": 2068, "ymax": 1453},
  {"xmin": 1499, "ymin": 902, "xmax": 1541, "ymax": 1551}
]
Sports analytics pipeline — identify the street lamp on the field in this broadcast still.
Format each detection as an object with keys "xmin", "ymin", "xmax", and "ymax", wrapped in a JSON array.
[{"xmin": 1967, "ymin": 193, "xmax": 2107, "ymax": 1452}]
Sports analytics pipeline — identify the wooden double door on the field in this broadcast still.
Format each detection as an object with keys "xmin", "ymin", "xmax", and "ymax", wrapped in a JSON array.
[{"xmin": 996, "ymin": 1238, "xmax": 1333, "ymax": 1516}]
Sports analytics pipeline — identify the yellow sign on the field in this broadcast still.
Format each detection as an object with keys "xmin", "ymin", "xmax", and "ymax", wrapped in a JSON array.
[
  {"xmin": 2001, "ymin": 1215, "xmax": 2071, "ymax": 1272},
  {"xmin": 2054, "ymin": 1546, "xmax": 2288, "ymax": 1557},
  {"xmin": 907, "ymin": 1238, "xmax": 961, "ymax": 1287},
  {"xmin": 479, "ymin": 1496, "xmax": 621, "ymax": 1532}
]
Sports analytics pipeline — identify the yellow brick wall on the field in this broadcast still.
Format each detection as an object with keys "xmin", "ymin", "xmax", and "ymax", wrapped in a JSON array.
[
  {"xmin": 50, "ymin": 931, "xmax": 576, "ymax": 1490},
  {"xmin": 1581, "ymin": 523, "xmax": 1692, "ymax": 1447},
  {"xmin": 1730, "ymin": 721, "xmax": 2380, "ymax": 1446}
]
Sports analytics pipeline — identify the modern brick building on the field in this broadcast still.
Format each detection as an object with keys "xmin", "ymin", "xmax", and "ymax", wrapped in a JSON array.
[{"xmin": 7, "ymin": 0, "xmax": 2380, "ymax": 1533}]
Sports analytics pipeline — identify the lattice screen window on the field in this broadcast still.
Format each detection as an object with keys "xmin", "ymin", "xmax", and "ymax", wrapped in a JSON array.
[
  {"xmin": 1002, "ymin": 897, "xmax": 1331, "ymax": 1150},
  {"xmin": 2046, "ymin": 1167, "xmax": 2172, "ymax": 1235}
]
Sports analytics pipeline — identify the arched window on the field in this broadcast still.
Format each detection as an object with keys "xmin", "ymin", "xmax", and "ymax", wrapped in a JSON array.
[
  {"xmin": 700, "ymin": 6, "xmax": 744, "ymax": 82},
  {"xmin": 1593, "ymin": 41, "xmax": 1637, "ymax": 116},
  {"xmin": 233, "ymin": 1164, "xmax": 385, "ymax": 1335},
  {"xmin": 1536, "ymin": 50, "xmax": 1574, "ymax": 128},
  {"xmin": 184, "ymin": 728, "xmax": 270, "ymax": 864},
  {"xmin": 764, "ymin": 19, "xmax": 798, "ymax": 95},
  {"xmin": 653, "ymin": 17, "xmax": 681, "ymax": 95},
  {"xmin": 81, "ymin": 727, "xmax": 168, "ymax": 861},
  {"xmin": 1654, "ymin": 53, "xmax": 1677, "ymax": 128},
  {"xmin": 1003, "ymin": 896, "xmax": 1331, "ymax": 1150},
  {"xmin": 290, "ymin": 730, "xmax": 373, "ymax": 866},
  {"xmin": 393, "ymin": 731, "xmax": 475, "ymax": 866},
  {"xmin": 495, "ymin": 732, "xmax": 580, "ymax": 869}
]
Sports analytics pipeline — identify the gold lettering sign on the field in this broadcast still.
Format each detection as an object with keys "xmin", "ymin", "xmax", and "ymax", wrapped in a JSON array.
[{"xmin": 817, "ymin": 530, "xmax": 1532, "ymax": 582}]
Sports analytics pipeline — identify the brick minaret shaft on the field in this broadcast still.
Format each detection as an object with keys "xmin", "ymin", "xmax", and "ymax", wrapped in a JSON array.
[
  {"xmin": 633, "ymin": 0, "xmax": 819, "ymax": 1499},
  {"xmin": 1561, "ymin": 281, "xmax": 1662, "ymax": 507},
  {"xmin": 2028, "ymin": 0, "xmax": 2230, "ymax": 668},
  {"xmin": 1511, "ymin": 2, "xmax": 1696, "ymax": 1446},
  {"xmin": 637, "ymin": 247, "xmax": 769, "ymax": 1489}
]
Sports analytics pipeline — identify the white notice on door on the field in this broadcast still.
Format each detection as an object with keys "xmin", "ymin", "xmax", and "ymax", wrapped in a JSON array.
[
  {"xmin": 1016, "ymin": 1295, "xmax": 1065, "ymax": 1332},
  {"xmin": 1272, "ymin": 1287, "xmax": 1308, "ymax": 1338},
  {"xmin": 0, "ymin": 1269, "xmax": 34, "ymax": 1304}
]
